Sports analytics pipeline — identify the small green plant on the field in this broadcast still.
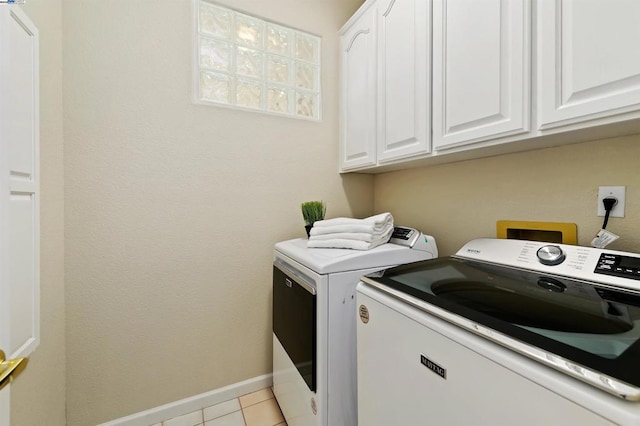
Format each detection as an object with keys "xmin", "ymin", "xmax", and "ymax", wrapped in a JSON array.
[{"xmin": 301, "ymin": 201, "xmax": 326, "ymax": 226}]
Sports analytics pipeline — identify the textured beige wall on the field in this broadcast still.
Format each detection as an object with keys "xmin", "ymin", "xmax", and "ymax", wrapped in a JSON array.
[
  {"xmin": 374, "ymin": 134, "xmax": 640, "ymax": 257},
  {"xmin": 10, "ymin": 0, "xmax": 67, "ymax": 425},
  {"xmin": 62, "ymin": 0, "xmax": 369, "ymax": 424}
]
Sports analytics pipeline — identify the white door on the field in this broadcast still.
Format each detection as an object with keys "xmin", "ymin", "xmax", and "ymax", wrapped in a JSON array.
[
  {"xmin": 0, "ymin": 6, "xmax": 40, "ymax": 426},
  {"xmin": 432, "ymin": 0, "xmax": 530, "ymax": 149},
  {"xmin": 537, "ymin": 0, "xmax": 640, "ymax": 129},
  {"xmin": 339, "ymin": 4, "xmax": 377, "ymax": 171},
  {"xmin": 376, "ymin": 0, "xmax": 430, "ymax": 163}
]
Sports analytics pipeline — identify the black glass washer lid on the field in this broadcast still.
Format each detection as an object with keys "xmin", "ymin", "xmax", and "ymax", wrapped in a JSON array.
[{"xmin": 431, "ymin": 279, "xmax": 633, "ymax": 334}]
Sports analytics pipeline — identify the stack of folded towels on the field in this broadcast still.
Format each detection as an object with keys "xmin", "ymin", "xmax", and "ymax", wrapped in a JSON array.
[{"xmin": 307, "ymin": 212, "xmax": 394, "ymax": 250}]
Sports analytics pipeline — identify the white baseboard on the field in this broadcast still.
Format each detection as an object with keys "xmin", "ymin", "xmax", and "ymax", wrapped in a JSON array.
[{"xmin": 98, "ymin": 373, "xmax": 273, "ymax": 426}]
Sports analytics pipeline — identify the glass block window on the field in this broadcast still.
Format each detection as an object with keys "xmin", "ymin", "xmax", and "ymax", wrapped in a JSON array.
[{"xmin": 196, "ymin": 1, "xmax": 322, "ymax": 120}]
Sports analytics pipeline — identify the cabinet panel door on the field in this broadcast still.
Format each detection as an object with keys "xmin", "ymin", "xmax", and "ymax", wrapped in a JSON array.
[
  {"xmin": 340, "ymin": 6, "xmax": 377, "ymax": 171},
  {"xmin": 433, "ymin": 0, "xmax": 529, "ymax": 150},
  {"xmin": 377, "ymin": 0, "xmax": 430, "ymax": 162},
  {"xmin": 538, "ymin": 0, "xmax": 640, "ymax": 129}
]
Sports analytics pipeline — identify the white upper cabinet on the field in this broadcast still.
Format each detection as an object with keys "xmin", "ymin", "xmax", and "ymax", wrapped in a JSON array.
[
  {"xmin": 340, "ymin": 5, "xmax": 378, "ymax": 171},
  {"xmin": 377, "ymin": 0, "xmax": 430, "ymax": 162},
  {"xmin": 432, "ymin": 0, "xmax": 530, "ymax": 150},
  {"xmin": 339, "ymin": 0, "xmax": 640, "ymax": 173},
  {"xmin": 340, "ymin": 0, "xmax": 431, "ymax": 171},
  {"xmin": 538, "ymin": 0, "xmax": 640, "ymax": 129}
]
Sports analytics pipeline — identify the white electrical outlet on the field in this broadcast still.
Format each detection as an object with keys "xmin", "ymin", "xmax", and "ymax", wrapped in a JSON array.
[{"xmin": 597, "ymin": 186, "xmax": 626, "ymax": 217}]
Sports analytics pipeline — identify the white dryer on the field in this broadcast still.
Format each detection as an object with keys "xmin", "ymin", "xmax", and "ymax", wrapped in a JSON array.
[{"xmin": 272, "ymin": 227, "xmax": 437, "ymax": 426}]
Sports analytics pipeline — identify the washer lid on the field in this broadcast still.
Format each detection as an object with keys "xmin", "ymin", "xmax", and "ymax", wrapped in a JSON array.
[{"xmin": 274, "ymin": 238, "xmax": 434, "ymax": 274}]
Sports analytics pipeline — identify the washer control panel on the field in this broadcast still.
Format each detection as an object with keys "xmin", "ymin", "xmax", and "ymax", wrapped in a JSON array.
[
  {"xmin": 389, "ymin": 226, "xmax": 419, "ymax": 247},
  {"xmin": 455, "ymin": 238, "xmax": 640, "ymax": 291},
  {"xmin": 595, "ymin": 253, "xmax": 640, "ymax": 281}
]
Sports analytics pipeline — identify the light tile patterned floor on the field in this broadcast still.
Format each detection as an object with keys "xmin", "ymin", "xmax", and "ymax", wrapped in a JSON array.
[{"xmin": 152, "ymin": 388, "xmax": 286, "ymax": 426}]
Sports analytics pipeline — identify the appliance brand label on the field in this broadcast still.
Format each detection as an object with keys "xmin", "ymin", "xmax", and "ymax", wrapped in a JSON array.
[
  {"xmin": 359, "ymin": 305, "xmax": 370, "ymax": 324},
  {"xmin": 466, "ymin": 248, "xmax": 481, "ymax": 254},
  {"xmin": 420, "ymin": 354, "xmax": 446, "ymax": 379}
]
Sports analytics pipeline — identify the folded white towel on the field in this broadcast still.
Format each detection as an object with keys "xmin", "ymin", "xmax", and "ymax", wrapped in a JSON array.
[
  {"xmin": 307, "ymin": 225, "xmax": 394, "ymax": 250},
  {"xmin": 312, "ymin": 212, "xmax": 393, "ymax": 229},
  {"xmin": 307, "ymin": 213, "xmax": 395, "ymax": 250},
  {"xmin": 310, "ymin": 225, "xmax": 383, "ymax": 236},
  {"xmin": 308, "ymin": 232, "xmax": 377, "ymax": 242},
  {"xmin": 307, "ymin": 237, "xmax": 389, "ymax": 251}
]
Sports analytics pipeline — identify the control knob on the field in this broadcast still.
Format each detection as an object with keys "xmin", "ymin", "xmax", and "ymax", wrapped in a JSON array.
[{"xmin": 537, "ymin": 245, "xmax": 566, "ymax": 266}]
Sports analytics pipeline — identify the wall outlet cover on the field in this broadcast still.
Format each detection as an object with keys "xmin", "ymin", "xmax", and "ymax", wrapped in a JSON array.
[{"xmin": 597, "ymin": 186, "xmax": 625, "ymax": 218}]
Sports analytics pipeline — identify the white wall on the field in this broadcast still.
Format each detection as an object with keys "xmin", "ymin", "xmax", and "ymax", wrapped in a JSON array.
[
  {"xmin": 375, "ymin": 134, "xmax": 640, "ymax": 256},
  {"xmin": 10, "ymin": 0, "xmax": 67, "ymax": 425},
  {"xmin": 62, "ymin": 0, "xmax": 368, "ymax": 424}
]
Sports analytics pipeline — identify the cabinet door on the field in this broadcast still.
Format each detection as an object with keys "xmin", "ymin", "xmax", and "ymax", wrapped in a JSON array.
[
  {"xmin": 538, "ymin": 0, "xmax": 640, "ymax": 129},
  {"xmin": 377, "ymin": 0, "xmax": 430, "ymax": 162},
  {"xmin": 340, "ymin": 6, "xmax": 377, "ymax": 171},
  {"xmin": 432, "ymin": 0, "xmax": 530, "ymax": 150}
]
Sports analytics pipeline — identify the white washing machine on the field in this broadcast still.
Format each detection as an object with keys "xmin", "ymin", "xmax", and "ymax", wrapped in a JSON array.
[
  {"xmin": 357, "ymin": 238, "xmax": 640, "ymax": 425},
  {"xmin": 272, "ymin": 227, "xmax": 438, "ymax": 426}
]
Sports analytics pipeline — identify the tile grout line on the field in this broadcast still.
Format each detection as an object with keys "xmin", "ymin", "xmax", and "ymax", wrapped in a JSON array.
[
  {"xmin": 239, "ymin": 401, "xmax": 248, "ymax": 426},
  {"xmin": 240, "ymin": 397, "xmax": 274, "ymax": 409}
]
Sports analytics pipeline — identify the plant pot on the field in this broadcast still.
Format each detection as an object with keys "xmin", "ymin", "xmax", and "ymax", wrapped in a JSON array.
[{"xmin": 305, "ymin": 225, "xmax": 313, "ymax": 238}]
